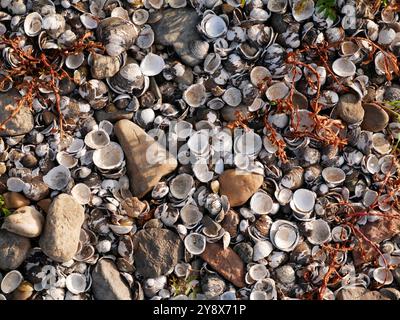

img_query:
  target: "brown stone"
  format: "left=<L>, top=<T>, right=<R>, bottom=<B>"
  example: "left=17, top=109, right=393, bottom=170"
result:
left=361, top=103, right=389, bottom=132
left=121, top=197, right=146, bottom=218
left=358, top=291, right=390, bottom=300
left=353, top=210, right=400, bottom=266
left=219, top=169, right=263, bottom=207
left=37, top=198, right=52, bottom=213
left=200, top=242, right=246, bottom=288
left=221, top=210, right=240, bottom=237
left=114, top=119, right=177, bottom=198
left=3, top=192, right=30, bottom=209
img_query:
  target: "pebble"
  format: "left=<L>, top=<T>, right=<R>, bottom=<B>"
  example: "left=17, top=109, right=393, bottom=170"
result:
left=152, top=8, right=202, bottom=67
left=200, top=242, right=246, bottom=288
left=219, top=169, right=264, bottom=207
left=37, top=198, right=51, bottom=213
left=336, top=286, right=367, bottom=300
left=39, top=193, right=85, bottom=262
left=2, top=206, right=44, bottom=238
left=92, top=259, right=132, bottom=300
left=359, top=291, right=390, bottom=300
left=90, top=53, right=121, bottom=79
left=336, top=93, right=365, bottom=124
left=0, top=229, right=31, bottom=270
left=353, top=210, right=400, bottom=266
left=21, top=154, right=38, bottom=168
left=132, top=227, right=183, bottom=278
left=121, top=197, right=146, bottom=218
left=361, top=103, right=389, bottom=132
left=3, top=192, right=30, bottom=209
left=0, top=90, right=34, bottom=137
left=201, top=274, right=226, bottom=299
left=221, top=210, right=240, bottom=238
left=114, top=119, right=178, bottom=198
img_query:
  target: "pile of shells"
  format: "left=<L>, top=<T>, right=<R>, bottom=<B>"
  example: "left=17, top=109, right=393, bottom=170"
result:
left=0, top=0, right=400, bottom=301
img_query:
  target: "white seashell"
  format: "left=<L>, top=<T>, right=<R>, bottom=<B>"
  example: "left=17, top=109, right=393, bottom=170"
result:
left=332, top=58, right=356, bottom=77
left=373, top=267, right=393, bottom=285
left=291, top=189, right=316, bottom=213
left=222, top=87, right=242, bottom=107
left=65, top=53, right=85, bottom=69
left=248, top=264, right=269, bottom=281
left=169, top=0, right=187, bottom=8
left=43, top=165, right=71, bottom=190
left=84, top=129, right=110, bottom=149
left=250, top=8, right=271, bottom=22
left=184, top=233, right=206, bottom=255
left=363, top=189, right=378, bottom=207
left=56, top=151, right=78, bottom=168
left=250, top=191, right=273, bottom=215
left=202, top=15, right=227, bottom=38
left=174, top=263, right=191, bottom=278
left=65, top=273, right=87, bottom=294
left=378, top=28, right=395, bottom=45
left=80, top=13, right=98, bottom=29
left=372, top=133, right=391, bottom=155
left=24, top=12, right=42, bottom=37
left=159, top=207, right=179, bottom=227
left=203, top=53, right=221, bottom=74
left=183, top=83, right=207, bottom=108
left=6, top=177, right=26, bottom=192
left=132, top=9, right=149, bottom=25
left=253, top=240, right=273, bottom=261
left=304, top=220, right=331, bottom=245
left=67, top=138, right=85, bottom=154
left=266, top=82, right=289, bottom=101
left=235, top=131, right=262, bottom=156
left=93, top=142, right=124, bottom=170
left=136, top=25, right=155, bottom=49
left=250, top=290, right=268, bottom=300
left=170, top=173, right=194, bottom=200
left=180, top=204, right=203, bottom=228
left=267, top=0, right=288, bottom=13
left=292, top=0, right=314, bottom=22
left=109, top=224, right=134, bottom=235
left=1, top=270, right=23, bottom=294
left=140, top=53, right=165, bottom=76
left=270, top=220, right=300, bottom=252
left=187, top=130, right=210, bottom=155
left=331, top=226, right=350, bottom=242
left=111, top=7, right=130, bottom=20
left=250, top=66, right=271, bottom=88
left=321, top=167, right=345, bottom=187
left=71, top=183, right=91, bottom=205
left=222, top=232, right=230, bottom=249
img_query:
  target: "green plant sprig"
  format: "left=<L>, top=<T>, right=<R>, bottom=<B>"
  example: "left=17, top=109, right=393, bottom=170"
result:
left=315, top=0, right=337, bottom=21
left=0, top=194, right=11, bottom=218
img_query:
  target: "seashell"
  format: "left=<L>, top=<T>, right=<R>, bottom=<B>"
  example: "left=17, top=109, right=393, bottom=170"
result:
left=180, top=204, right=203, bottom=228
left=84, top=129, right=110, bottom=150
left=248, top=264, right=269, bottom=281
left=375, top=52, right=396, bottom=77
left=234, top=130, right=262, bottom=156
left=136, top=25, right=155, bottom=49
left=132, top=9, right=149, bottom=26
left=24, top=12, right=42, bottom=37
left=65, top=53, right=85, bottom=69
left=250, top=66, right=271, bottom=87
left=250, top=8, right=271, bottom=22
left=159, top=207, right=179, bottom=227
left=109, top=63, right=144, bottom=94
left=266, top=82, right=289, bottom=101
left=184, top=233, right=206, bottom=255
left=250, top=191, right=273, bottom=215
left=66, top=273, right=87, bottom=295
left=152, top=181, right=169, bottom=199
left=7, top=177, right=26, bottom=192
left=204, top=53, right=221, bottom=74
left=372, top=133, right=391, bottom=155
left=190, top=40, right=210, bottom=60
left=71, top=183, right=91, bottom=205
left=174, top=263, right=191, bottom=278
left=304, top=220, right=331, bottom=245
left=292, top=0, right=314, bottom=22
left=97, top=17, right=138, bottom=57
left=93, top=142, right=124, bottom=170
left=253, top=240, right=273, bottom=261
left=43, top=165, right=71, bottom=190
left=135, top=108, right=155, bottom=128
left=1, top=270, right=23, bottom=294
left=183, top=83, right=207, bottom=108
left=321, top=167, right=345, bottom=187
left=169, top=0, right=187, bottom=8
left=332, top=58, right=356, bottom=77
left=170, top=173, right=194, bottom=200
left=270, top=220, right=300, bottom=252
left=331, top=225, right=351, bottom=242
left=281, top=167, right=304, bottom=190
left=42, top=14, right=65, bottom=39
left=201, top=14, right=227, bottom=38
left=373, top=267, right=393, bottom=285
left=290, top=188, right=316, bottom=216
left=56, top=151, right=78, bottom=168
left=267, top=0, right=288, bottom=13
left=140, top=53, right=165, bottom=77
left=80, top=13, right=98, bottom=29
left=222, top=87, right=242, bottom=107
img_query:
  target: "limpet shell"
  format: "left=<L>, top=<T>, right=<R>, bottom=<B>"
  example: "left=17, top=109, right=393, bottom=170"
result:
left=184, top=232, right=206, bottom=255
left=66, top=273, right=87, bottom=294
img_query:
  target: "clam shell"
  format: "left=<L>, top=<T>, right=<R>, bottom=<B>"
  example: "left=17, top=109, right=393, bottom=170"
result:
left=56, top=151, right=78, bottom=168
left=292, top=0, right=314, bottom=22
left=71, top=183, right=91, bottom=205
left=373, top=267, right=393, bottom=285
left=180, top=204, right=203, bottom=228
left=248, top=264, right=269, bottom=281
left=43, top=165, right=71, bottom=190
left=250, top=191, right=273, bottom=215
left=184, top=233, right=206, bottom=255
left=66, top=273, right=87, bottom=294
left=170, top=173, right=194, bottom=200
left=80, top=13, right=98, bottom=29
left=84, top=129, right=110, bottom=149
left=270, top=220, right=300, bottom=252
left=183, top=83, right=207, bottom=108
left=140, top=53, right=165, bottom=77
left=6, top=177, right=26, bottom=192
left=132, top=9, right=149, bottom=25
left=253, top=241, right=273, bottom=261
left=65, top=53, right=85, bottom=69
left=291, top=189, right=316, bottom=213
left=202, top=14, right=227, bottom=38
left=304, top=220, right=331, bottom=245
left=222, top=87, right=242, bottom=107
left=93, top=142, right=124, bottom=170
left=24, top=12, right=42, bottom=37
left=250, top=66, right=271, bottom=87
left=321, top=167, right=346, bottom=187
left=332, top=58, right=356, bottom=77
left=266, top=82, right=289, bottom=101
left=1, top=270, right=23, bottom=294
